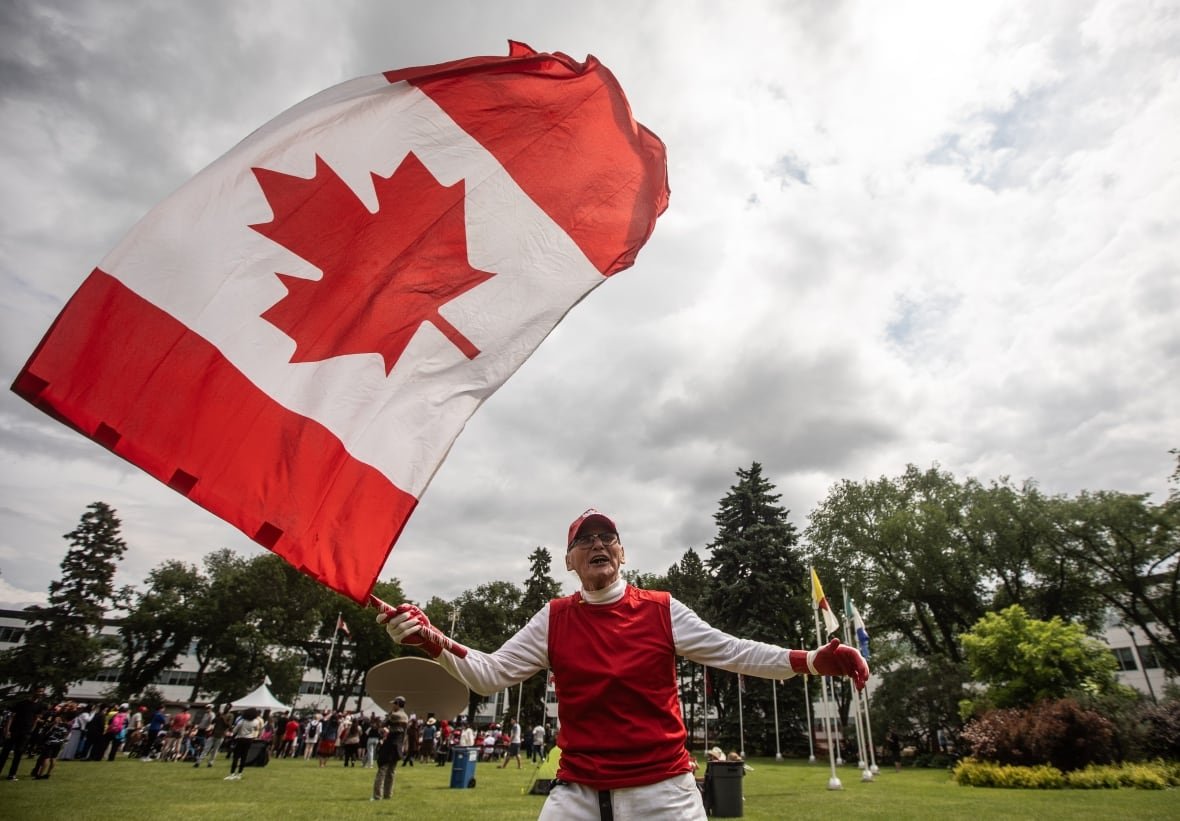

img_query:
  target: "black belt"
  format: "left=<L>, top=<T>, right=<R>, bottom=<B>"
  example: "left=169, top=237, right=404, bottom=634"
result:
left=552, top=779, right=613, bottom=821
left=597, top=789, right=614, bottom=821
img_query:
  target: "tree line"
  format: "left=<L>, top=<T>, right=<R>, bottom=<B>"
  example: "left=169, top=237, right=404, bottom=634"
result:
left=2, top=450, right=1176, bottom=757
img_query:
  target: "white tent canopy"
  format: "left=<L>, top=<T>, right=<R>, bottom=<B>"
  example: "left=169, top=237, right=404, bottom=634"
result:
left=229, top=681, right=290, bottom=713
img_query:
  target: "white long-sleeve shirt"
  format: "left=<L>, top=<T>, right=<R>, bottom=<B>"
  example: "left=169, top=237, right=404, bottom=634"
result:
left=438, top=577, right=797, bottom=695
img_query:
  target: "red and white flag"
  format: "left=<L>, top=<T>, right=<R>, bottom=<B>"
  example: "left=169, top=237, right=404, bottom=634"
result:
left=336, top=614, right=351, bottom=639
left=12, top=42, right=668, bottom=603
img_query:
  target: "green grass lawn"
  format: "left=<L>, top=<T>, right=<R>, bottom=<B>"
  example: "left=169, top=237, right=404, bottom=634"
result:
left=1, top=754, right=1175, bottom=820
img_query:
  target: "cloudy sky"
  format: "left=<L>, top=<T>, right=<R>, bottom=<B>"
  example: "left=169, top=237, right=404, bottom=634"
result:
left=2, top=0, right=1177, bottom=612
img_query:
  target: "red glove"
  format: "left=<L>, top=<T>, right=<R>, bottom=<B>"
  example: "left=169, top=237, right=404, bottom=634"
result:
left=789, top=638, right=870, bottom=691
left=376, top=603, right=468, bottom=659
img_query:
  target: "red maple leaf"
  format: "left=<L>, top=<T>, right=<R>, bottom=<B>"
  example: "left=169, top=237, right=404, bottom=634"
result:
left=250, top=153, right=494, bottom=374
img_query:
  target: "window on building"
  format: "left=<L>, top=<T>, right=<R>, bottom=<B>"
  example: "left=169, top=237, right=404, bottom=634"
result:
left=1137, top=644, right=1160, bottom=670
left=1111, top=647, right=1137, bottom=672
left=0, top=626, right=25, bottom=644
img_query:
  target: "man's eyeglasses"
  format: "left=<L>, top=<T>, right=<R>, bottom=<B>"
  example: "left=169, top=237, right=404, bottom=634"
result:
left=569, top=532, right=619, bottom=550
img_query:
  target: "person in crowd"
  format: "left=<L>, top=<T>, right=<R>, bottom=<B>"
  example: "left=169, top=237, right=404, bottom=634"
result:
left=364, top=715, right=382, bottom=768
left=142, top=705, right=168, bottom=761
left=531, top=721, right=547, bottom=763
left=59, top=704, right=89, bottom=761
left=317, top=711, right=340, bottom=768
left=434, top=719, right=452, bottom=766
left=499, top=717, right=523, bottom=769
left=481, top=726, right=498, bottom=762
left=84, top=703, right=110, bottom=760
left=0, top=686, right=47, bottom=780
left=280, top=713, right=300, bottom=758
left=104, top=703, right=130, bottom=761
left=379, top=508, right=869, bottom=820
left=161, top=704, right=191, bottom=761
left=303, top=713, right=321, bottom=762
left=125, top=705, right=146, bottom=757
left=372, top=698, right=409, bottom=801
left=225, top=707, right=263, bottom=781
left=401, top=717, right=419, bottom=767
left=195, top=705, right=231, bottom=768
left=342, top=713, right=362, bottom=767
left=30, top=709, right=71, bottom=780
left=419, top=715, right=438, bottom=763
left=887, top=729, right=903, bottom=773
left=459, top=721, right=475, bottom=749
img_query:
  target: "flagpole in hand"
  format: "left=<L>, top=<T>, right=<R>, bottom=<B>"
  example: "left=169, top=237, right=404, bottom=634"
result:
left=810, top=566, right=842, bottom=790
left=370, top=594, right=468, bottom=658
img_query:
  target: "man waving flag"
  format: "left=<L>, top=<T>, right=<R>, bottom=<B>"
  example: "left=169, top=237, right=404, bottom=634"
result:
left=12, top=42, right=668, bottom=603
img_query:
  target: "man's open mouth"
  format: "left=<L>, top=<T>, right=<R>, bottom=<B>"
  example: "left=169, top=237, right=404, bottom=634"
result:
left=589, top=555, right=611, bottom=566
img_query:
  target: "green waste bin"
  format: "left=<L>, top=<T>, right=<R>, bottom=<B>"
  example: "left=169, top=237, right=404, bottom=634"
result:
left=706, top=760, right=744, bottom=817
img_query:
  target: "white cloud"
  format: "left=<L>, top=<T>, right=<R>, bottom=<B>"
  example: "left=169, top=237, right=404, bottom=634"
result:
left=1, top=0, right=1176, bottom=607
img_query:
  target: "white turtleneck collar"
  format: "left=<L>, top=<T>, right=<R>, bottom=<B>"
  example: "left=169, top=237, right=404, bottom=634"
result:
left=580, top=576, right=626, bottom=605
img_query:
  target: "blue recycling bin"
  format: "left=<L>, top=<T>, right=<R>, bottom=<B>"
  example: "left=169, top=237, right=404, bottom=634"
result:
left=450, top=746, right=478, bottom=788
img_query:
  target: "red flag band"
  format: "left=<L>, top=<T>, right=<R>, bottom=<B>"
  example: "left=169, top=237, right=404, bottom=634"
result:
left=12, top=42, right=668, bottom=603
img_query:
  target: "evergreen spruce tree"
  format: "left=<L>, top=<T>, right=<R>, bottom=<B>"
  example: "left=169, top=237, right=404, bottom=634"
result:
left=703, top=463, right=811, bottom=756
left=518, top=547, right=563, bottom=728
left=0, top=502, right=127, bottom=698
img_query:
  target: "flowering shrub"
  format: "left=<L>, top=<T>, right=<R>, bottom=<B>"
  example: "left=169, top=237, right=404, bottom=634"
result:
left=960, top=699, right=1114, bottom=771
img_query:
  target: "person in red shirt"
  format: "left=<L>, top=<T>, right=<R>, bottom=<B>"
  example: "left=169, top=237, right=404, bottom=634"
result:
left=162, top=705, right=192, bottom=761
left=279, top=715, right=300, bottom=758
left=379, top=509, right=870, bottom=820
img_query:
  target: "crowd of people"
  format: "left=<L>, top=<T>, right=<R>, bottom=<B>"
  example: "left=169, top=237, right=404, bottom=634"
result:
left=0, top=684, right=552, bottom=786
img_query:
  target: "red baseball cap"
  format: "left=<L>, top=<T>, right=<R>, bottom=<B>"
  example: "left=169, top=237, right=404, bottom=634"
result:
left=567, top=508, right=618, bottom=549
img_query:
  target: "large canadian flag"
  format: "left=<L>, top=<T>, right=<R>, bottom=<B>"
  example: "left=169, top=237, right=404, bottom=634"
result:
left=12, top=42, right=669, bottom=603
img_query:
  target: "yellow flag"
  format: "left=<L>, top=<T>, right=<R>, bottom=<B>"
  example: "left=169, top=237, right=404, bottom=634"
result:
left=810, top=566, right=840, bottom=636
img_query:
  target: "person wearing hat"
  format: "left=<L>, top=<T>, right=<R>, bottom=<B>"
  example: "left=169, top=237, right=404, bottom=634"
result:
left=372, top=698, right=409, bottom=801
left=379, top=508, right=870, bottom=820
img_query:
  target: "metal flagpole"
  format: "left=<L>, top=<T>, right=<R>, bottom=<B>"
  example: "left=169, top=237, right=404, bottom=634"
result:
left=842, top=585, right=872, bottom=781
left=702, top=665, right=709, bottom=755
left=772, top=678, right=782, bottom=761
left=737, top=673, right=746, bottom=759
left=320, top=611, right=341, bottom=701
left=802, top=637, right=816, bottom=764
left=861, top=681, right=880, bottom=774
left=814, top=608, right=842, bottom=790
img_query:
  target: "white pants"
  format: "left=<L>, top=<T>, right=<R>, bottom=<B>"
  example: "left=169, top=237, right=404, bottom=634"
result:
left=538, top=773, right=706, bottom=821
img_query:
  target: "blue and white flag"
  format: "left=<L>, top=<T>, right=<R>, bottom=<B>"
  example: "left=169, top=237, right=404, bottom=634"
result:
left=850, top=602, right=870, bottom=659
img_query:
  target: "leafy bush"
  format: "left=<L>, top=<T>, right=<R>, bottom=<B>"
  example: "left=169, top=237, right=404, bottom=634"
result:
left=1063, top=765, right=1122, bottom=789
left=960, top=699, right=1114, bottom=771
left=955, top=758, right=1178, bottom=790
left=1114, top=763, right=1168, bottom=790
left=952, top=759, right=1064, bottom=788
left=1138, top=699, right=1180, bottom=759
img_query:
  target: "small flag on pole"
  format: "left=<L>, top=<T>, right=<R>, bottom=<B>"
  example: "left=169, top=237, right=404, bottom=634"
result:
left=336, top=614, right=351, bottom=639
left=850, top=601, right=870, bottom=659
left=811, top=566, right=840, bottom=636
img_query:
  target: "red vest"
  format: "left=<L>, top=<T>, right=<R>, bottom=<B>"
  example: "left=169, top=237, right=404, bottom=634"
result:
left=548, top=586, right=692, bottom=789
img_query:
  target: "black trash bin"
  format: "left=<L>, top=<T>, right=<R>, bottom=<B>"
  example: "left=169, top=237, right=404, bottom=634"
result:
left=244, top=739, right=270, bottom=767
left=706, top=760, right=744, bottom=817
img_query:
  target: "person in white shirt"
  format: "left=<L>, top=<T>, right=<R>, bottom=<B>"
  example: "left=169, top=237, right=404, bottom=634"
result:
left=224, top=708, right=263, bottom=781
left=379, top=508, right=870, bottom=820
